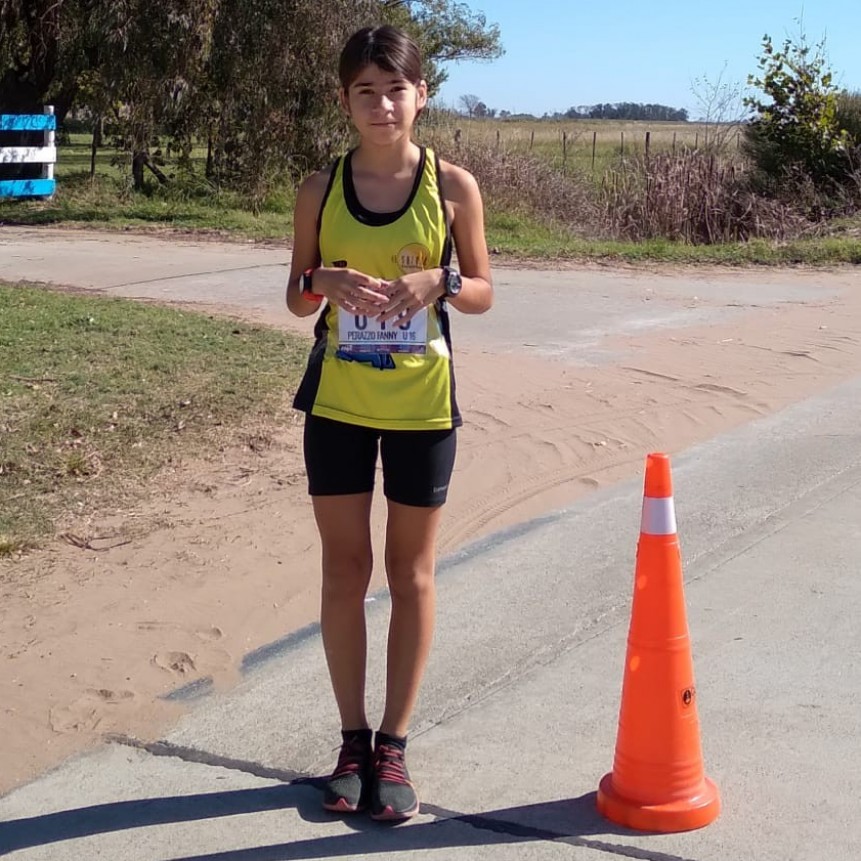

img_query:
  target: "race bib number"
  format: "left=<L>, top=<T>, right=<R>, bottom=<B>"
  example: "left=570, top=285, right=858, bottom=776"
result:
left=338, top=308, right=428, bottom=355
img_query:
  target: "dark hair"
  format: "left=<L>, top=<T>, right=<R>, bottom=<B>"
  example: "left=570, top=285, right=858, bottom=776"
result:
left=339, top=26, right=423, bottom=89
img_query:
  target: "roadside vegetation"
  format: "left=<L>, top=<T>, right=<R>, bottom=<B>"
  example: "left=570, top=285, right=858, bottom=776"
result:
left=2, top=6, right=859, bottom=264
left=0, top=283, right=306, bottom=556
left=3, top=112, right=860, bottom=264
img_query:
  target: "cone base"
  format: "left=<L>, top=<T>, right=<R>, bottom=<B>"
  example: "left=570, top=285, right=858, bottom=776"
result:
left=597, top=773, right=720, bottom=833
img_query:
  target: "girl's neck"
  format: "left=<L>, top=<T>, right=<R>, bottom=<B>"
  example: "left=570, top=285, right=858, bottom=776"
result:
left=352, top=138, right=421, bottom=175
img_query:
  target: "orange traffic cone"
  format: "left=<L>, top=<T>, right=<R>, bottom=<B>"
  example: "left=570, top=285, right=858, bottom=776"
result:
left=597, top=452, right=720, bottom=832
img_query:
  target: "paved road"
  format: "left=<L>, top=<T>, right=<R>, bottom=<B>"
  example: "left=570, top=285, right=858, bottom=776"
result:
left=1, top=229, right=859, bottom=859
left=0, top=227, right=848, bottom=362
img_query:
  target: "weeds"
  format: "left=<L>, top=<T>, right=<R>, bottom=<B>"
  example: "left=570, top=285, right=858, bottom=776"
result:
left=600, top=150, right=811, bottom=243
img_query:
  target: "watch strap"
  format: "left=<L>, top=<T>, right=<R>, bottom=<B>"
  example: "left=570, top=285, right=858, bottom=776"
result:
left=301, top=268, right=323, bottom=303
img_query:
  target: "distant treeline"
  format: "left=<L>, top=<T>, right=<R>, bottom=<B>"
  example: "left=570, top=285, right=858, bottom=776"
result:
left=497, top=103, right=689, bottom=122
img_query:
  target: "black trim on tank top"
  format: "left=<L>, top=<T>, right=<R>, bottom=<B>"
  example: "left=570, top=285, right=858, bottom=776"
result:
left=433, top=150, right=453, bottom=267
left=316, top=158, right=341, bottom=238
left=432, top=151, right=458, bottom=424
left=343, top=147, right=427, bottom=226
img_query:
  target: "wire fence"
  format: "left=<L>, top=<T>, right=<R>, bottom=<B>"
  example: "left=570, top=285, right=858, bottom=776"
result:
left=419, top=116, right=744, bottom=175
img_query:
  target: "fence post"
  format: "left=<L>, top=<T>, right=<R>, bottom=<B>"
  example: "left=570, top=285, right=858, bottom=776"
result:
left=43, top=106, right=55, bottom=186
left=645, top=130, right=650, bottom=160
left=592, top=131, right=597, bottom=173
left=562, top=131, right=567, bottom=168
left=530, top=129, right=535, bottom=150
left=620, top=131, right=625, bottom=158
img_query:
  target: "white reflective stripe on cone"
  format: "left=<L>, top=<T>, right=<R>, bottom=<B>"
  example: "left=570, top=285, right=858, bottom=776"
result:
left=641, top=496, right=677, bottom=535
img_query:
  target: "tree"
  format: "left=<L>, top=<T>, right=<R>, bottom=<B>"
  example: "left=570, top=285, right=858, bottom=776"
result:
left=690, top=64, right=746, bottom=150
left=381, top=0, right=502, bottom=93
left=0, top=0, right=74, bottom=116
left=82, top=0, right=218, bottom=189
left=743, top=32, right=850, bottom=191
left=205, top=0, right=381, bottom=199
left=458, top=93, right=482, bottom=117
left=0, top=0, right=503, bottom=195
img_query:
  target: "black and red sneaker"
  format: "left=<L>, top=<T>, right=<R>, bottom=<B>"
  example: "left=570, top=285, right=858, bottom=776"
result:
left=370, top=732, right=420, bottom=821
left=322, top=728, right=373, bottom=813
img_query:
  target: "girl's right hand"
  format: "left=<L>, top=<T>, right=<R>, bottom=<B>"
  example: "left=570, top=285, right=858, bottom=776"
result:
left=314, top=268, right=389, bottom=315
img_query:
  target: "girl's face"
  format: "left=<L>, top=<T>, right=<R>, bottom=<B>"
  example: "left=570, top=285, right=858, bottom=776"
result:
left=341, top=63, right=428, bottom=144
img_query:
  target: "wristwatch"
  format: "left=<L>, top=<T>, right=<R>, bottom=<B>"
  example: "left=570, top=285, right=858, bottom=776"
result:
left=442, top=266, right=462, bottom=299
left=300, top=268, right=322, bottom=303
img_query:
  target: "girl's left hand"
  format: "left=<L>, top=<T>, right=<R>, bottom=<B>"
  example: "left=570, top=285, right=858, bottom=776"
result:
left=374, top=270, right=445, bottom=326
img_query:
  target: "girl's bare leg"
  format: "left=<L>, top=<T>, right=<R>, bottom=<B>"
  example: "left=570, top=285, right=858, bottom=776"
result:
left=313, top=492, right=374, bottom=731
left=378, top=500, right=443, bottom=737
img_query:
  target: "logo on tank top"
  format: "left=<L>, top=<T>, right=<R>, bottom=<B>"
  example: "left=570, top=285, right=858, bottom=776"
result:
left=395, top=243, right=431, bottom=274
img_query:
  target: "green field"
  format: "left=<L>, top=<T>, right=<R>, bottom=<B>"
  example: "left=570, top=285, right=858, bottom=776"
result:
left=421, top=116, right=735, bottom=176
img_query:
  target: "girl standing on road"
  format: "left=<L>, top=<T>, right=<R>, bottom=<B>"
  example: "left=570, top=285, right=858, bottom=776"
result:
left=286, top=25, right=493, bottom=821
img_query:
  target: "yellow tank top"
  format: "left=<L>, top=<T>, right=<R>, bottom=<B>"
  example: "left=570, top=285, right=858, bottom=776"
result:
left=293, top=147, right=461, bottom=430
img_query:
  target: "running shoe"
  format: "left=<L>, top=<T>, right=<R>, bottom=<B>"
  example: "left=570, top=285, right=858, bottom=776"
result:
left=370, top=734, right=420, bottom=821
left=322, top=728, right=373, bottom=813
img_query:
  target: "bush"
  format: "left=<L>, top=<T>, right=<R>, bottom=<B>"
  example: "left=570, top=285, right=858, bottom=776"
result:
left=743, top=34, right=853, bottom=200
left=600, top=150, right=810, bottom=243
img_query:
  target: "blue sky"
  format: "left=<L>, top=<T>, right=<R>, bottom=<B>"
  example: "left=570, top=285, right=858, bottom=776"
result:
left=435, top=1, right=861, bottom=119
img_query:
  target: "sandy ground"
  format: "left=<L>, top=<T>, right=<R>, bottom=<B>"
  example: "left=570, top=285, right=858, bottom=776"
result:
left=2, top=250, right=861, bottom=797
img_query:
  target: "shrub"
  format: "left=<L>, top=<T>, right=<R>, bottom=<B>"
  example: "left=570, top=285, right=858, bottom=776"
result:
left=600, top=150, right=810, bottom=243
left=743, top=34, right=852, bottom=200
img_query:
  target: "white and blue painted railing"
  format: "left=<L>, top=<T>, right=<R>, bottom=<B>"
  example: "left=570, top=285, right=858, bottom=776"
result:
left=0, top=106, right=56, bottom=198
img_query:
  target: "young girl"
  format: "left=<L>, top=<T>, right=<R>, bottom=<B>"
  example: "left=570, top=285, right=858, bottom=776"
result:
left=286, top=24, right=493, bottom=822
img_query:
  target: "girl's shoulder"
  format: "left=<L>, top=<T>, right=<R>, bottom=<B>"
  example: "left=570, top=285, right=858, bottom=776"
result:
left=299, top=159, right=339, bottom=195
left=436, top=156, right=481, bottom=204
left=295, top=158, right=343, bottom=214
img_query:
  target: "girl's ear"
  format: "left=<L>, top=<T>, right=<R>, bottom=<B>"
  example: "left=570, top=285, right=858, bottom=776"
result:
left=416, top=80, right=428, bottom=111
left=338, top=88, right=351, bottom=116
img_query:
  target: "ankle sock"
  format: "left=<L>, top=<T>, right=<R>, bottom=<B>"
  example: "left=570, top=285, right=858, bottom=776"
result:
left=375, top=730, right=407, bottom=750
left=342, top=728, right=373, bottom=746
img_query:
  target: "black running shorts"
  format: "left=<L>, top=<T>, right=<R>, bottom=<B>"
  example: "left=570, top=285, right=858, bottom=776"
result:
left=303, top=414, right=457, bottom=507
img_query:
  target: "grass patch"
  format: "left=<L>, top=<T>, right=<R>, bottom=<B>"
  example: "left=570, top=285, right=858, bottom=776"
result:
left=0, top=282, right=307, bottom=555
left=0, top=171, right=293, bottom=241
left=485, top=209, right=861, bottom=264
left=0, top=135, right=293, bottom=239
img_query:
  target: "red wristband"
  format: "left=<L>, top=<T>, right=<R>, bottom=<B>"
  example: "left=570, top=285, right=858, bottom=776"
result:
left=301, top=268, right=323, bottom=303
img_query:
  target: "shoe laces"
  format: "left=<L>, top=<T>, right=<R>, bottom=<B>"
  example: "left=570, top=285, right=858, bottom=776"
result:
left=333, top=736, right=369, bottom=778
left=374, top=742, right=408, bottom=784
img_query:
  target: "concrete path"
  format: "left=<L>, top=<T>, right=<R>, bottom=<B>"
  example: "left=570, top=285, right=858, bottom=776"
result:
left=0, top=227, right=849, bottom=360
left=1, top=228, right=859, bottom=859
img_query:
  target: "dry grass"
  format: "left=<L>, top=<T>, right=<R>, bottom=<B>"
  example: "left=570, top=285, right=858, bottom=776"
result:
left=419, top=111, right=861, bottom=248
left=600, top=150, right=812, bottom=243
left=420, top=114, right=739, bottom=176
